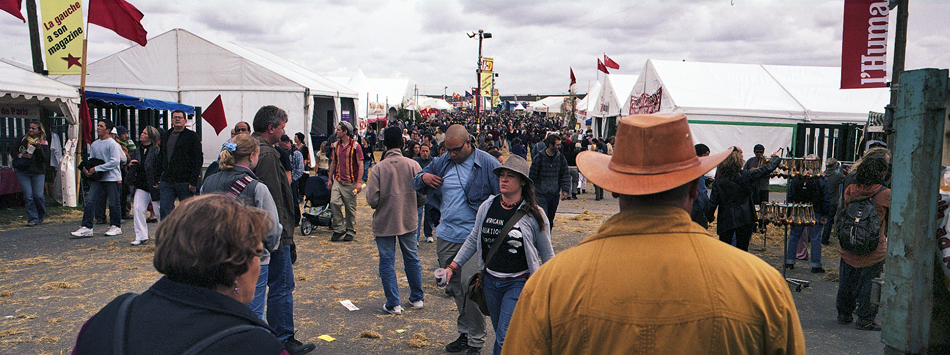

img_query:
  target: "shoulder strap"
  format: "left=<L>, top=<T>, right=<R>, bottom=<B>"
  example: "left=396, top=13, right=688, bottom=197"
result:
left=113, top=293, right=139, bottom=355
left=870, top=185, right=887, bottom=198
left=483, top=208, right=527, bottom=267
left=180, top=324, right=266, bottom=355
left=227, top=176, right=255, bottom=199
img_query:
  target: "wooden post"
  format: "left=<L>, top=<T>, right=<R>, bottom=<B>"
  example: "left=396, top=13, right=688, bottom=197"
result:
left=882, top=68, right=949, bottom=354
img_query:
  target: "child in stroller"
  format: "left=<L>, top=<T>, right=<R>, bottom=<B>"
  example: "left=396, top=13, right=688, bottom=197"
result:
left=300, top=170, right=332, bottom=235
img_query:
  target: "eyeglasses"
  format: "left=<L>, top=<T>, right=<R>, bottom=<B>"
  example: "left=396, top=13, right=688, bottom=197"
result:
left=446, top=142, right=467, bottom=154
left=235, top=128, right=249, bottom=132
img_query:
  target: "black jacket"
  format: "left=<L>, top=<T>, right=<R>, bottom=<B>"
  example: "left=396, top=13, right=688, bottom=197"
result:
left=157, top=128, right=203, bottom=186
left=9, top=136, right=50, bottom=175
left=72, top=277, right=283, bottom=355
left=131, top=143, right=161, bottom=192
left=710, top=156, right=781, bottom=234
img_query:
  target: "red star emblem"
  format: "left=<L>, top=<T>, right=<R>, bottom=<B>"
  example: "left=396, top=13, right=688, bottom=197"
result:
left=62, top=53, right=82, bottom=69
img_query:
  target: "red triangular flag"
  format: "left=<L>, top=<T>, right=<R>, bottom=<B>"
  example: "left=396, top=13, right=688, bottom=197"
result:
left=80, top=90, right=93, bottom=145
left=570, top=67, right=577, bottom=86
left=0, top=0, right=24, bottom=22
left=203, top=95, right=228, bottom=135
left=88, top=0, right=148, bottom=47
left=597, top=58, right=610, bottom=74
left=604, top=54, right=620, bottom=70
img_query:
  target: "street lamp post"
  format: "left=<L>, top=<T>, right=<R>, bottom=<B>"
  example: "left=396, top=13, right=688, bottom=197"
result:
left=469, top=29, right=491, bottom=116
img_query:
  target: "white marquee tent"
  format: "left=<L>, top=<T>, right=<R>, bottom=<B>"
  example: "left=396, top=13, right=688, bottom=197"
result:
left=626, top=59, right=889, bottom=160
left=591, top=74, right=638, bottom=137
left=329, top=69, right=412, bottom=130
left=56, top=28, right=359, bottom=166
left=1, top=61, right=80, bottom=206
left=574, top=80, right=601, bottom=130
left=527, top=96, right=567, bottom=114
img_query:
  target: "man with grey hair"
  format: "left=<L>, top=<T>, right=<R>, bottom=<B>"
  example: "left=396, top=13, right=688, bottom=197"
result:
left=251, top=105, right=314, bottom=355
left=504, top=113, right=803, bottom=354
left=414, top=124, right=501, bottom=354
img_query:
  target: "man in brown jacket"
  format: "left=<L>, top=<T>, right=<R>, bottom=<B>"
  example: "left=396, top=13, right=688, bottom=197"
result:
left=250, top=106, right=314, bottom=355
left=503, top=113, right=805, bottom=355
left=365, top=126, right=426, bottom=315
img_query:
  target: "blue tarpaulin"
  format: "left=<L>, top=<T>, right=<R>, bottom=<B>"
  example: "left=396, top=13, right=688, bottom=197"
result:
left=85, top=90, right=195, bottom=114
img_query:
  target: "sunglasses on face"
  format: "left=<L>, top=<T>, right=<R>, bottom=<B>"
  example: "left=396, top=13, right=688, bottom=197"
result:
left=446, top=142, right=467, bottom=154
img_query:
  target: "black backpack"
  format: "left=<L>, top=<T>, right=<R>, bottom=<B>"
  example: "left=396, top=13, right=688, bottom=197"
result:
left=835, top=186, right=887, bottom=255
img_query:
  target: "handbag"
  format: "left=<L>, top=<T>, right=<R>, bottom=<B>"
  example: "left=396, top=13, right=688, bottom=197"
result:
left=466, top=208, right=526, bottom=316
left=12, top=156, right=32, bottom=170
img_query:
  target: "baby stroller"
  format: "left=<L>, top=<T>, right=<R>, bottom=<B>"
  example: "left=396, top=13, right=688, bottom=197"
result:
left=300, top=173, right=332, bottom=236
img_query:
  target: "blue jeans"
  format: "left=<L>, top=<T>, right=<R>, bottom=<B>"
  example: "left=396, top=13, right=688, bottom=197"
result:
left=836, top=258, right=883, bottom=322
left=362, top=160, right=374, bottom=182
left=483, top=273, right=526, bottom=355
left=82, top=181, right=121, bottom=228
left=423, top=205, right=439, bottom=238
left=786, top=216, right=823, bottom=268
left=248, top=263, right=269, bottom=319
left=15, top=172, right=45, bottom=223
left=267, top=245, right=296, bottom=342
left=415, top=206, right=424, bottom=240
left=536, top=193, right=560, bottom=229
left=375, top=232, right=424, bottom=309
left=159, top=181, right=194, bottom=219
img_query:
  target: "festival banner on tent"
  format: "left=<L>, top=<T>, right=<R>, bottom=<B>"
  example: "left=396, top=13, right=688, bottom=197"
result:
left=0, top=104, right=41, bottom=119
left=629, top=87, right=663, bottom=115
left=840, top=0, right=888, bottom=89
left=41, top=0, right=85, bottom=75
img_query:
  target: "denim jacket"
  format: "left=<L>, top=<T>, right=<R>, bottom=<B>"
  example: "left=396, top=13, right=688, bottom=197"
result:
left=413, top=149, right=501, bottom=212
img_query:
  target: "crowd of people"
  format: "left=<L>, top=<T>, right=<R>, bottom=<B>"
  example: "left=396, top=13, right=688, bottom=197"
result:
left=9, top=106, right=903, bottom=354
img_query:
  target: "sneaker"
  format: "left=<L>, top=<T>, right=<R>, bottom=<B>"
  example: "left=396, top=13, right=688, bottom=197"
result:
left=70, top=227, right=93, bottom=238
left=837, top=314, right=853, bottom=325
left=26, top=221, right=37, bottom=227
left=384, top=304, right=403, bottom=315
left=105, top=226, right=122, bottom=236
left=467, top=347, right=482, bottom=355
left=130, top=239, right=148, bottom=246
left=282, top=336, right=315, bottom=355
left=410, top=300, right=424, bottom=309
left=426, top=237, right=434, bottom=243
left=446, top=333, right=469, bottom=353
left=146, top=217, right=158, bottom=224
left=342, top=234, right=354, bottom=242
left=855, top=320, right=881, bottom=331
left=811, top=267, right=826, bottom=274
left=330, top=231, right=345, bottom=242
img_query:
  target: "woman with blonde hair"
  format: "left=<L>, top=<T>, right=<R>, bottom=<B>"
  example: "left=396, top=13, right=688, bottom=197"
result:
left=709, top=147, right=780, bottom=251
left=201, top=133, right=282, bottom=319
left=9, top=121, right=49, bottom=226
left=130, top=126, right=161, bottom=245
left=72, top=194, right=285, bottom=354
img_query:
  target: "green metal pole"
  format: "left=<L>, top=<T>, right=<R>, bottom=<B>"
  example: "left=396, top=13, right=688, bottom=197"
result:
left=881, top=68, right=949, bottom=354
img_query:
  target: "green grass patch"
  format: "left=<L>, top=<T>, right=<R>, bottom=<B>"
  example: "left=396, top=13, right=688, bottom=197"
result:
left=769, top=184, right=787, bottom=193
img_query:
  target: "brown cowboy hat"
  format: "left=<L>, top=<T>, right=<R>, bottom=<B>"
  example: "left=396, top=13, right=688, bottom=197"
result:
left=577, top=113, right=731, bottom=196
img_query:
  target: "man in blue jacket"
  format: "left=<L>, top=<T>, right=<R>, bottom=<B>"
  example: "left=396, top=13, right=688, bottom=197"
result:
left=414, top=124, right=500, bottom=354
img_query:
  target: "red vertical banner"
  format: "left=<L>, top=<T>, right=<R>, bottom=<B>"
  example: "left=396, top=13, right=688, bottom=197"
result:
left=841, top=0, right=889, bottom=89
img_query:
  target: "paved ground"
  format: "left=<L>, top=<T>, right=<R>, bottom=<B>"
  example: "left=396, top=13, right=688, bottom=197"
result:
left=0, top=190, right=884, bottom=354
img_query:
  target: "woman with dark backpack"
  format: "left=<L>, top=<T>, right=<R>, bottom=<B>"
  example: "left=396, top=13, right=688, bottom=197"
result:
left=836, top=156, right=890, bottom=331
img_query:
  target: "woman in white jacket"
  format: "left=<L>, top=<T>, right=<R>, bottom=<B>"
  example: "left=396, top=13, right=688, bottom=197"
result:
left=438, top=155, right=555, bottom=355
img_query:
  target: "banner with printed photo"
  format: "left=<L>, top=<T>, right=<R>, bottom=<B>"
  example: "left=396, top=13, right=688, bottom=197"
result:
left=480, top=57, right=493, bottom=97
left=41, top=0, right=85, bottom=75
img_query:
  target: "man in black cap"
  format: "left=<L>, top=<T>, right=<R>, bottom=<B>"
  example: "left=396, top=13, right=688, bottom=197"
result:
left=744, top=143, right=770, bottom=230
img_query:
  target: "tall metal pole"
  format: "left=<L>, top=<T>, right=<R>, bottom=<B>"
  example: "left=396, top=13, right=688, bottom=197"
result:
left=25, top=0, right=44, bottom=74
left=884, top=0, right=908, bottom=148
left=476, top=29, right=484, bottom=117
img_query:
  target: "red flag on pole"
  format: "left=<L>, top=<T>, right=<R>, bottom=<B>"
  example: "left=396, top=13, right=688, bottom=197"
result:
left=570, top=67, right=576, bottom=86
left=88, top=0, right=148, bottom=47
left=0, top=0, right=24, bottom=22
left=80, top=90, right=93, bottom=145
left=840, top=0, right=888, bottom=89
left=202, top=95, right=228, bottom=135
left=597, top=58, right=610, bottom=74
left=604, top=54, right=620, bottom=70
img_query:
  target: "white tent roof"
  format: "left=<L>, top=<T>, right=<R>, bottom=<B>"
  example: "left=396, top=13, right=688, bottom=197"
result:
left=528, top=96, right=567, bottom=113
left=329, top=69, right=411, bottom=119
left=1, top=60, right=79, bottom=110
left=575, top=81, right=601, bottom=114
left=418, top=97, right=454, bottom=111
left=593, top=74, right=637, bottom=117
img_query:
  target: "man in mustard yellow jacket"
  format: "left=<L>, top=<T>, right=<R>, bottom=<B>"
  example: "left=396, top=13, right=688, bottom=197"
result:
left=503, top=113, right=805, bottom=355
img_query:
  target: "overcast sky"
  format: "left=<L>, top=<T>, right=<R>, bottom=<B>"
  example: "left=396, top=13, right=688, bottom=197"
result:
left=2, top=0, right=947, bottom=97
